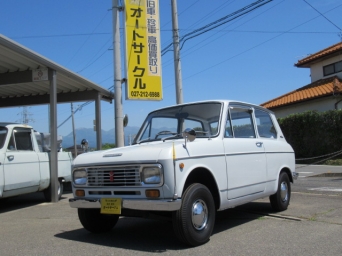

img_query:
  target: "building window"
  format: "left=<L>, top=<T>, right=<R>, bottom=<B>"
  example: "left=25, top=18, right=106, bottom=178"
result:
left=323, top=60, right=342, bottom=76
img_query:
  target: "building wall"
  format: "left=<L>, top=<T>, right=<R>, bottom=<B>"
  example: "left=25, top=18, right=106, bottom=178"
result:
left=270, top=96, right=342, bottom=118
left=310, top=55, right=342, bottom=82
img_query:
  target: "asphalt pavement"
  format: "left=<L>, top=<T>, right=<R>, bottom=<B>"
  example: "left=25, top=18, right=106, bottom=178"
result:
left=0, top=166, right=341, bottom=256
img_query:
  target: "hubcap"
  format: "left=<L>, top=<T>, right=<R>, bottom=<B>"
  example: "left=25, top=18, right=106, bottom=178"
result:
left=57, top=182, right=61, bottom=196
left=192, top=199, right=208, bottom=230
left=280, top=181, right=288, bottom=202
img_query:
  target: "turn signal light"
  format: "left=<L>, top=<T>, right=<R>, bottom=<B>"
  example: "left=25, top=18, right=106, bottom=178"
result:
left=75, top=190, right=85, bottom=197
left=145, top=189, right=160, bottom=198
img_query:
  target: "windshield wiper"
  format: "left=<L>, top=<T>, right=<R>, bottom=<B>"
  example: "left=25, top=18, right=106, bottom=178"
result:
left=137, top=137, right=152, bottom=144
left=162, top=134, right=182, bottom=142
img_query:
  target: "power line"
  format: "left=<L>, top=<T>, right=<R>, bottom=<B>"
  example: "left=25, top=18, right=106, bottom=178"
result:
left=302, top=0, right=342, bottom=31
left=161, top=0, right=272, bottom=55
left=178, top=2, right=342, bottom=87
left=161, top=0, right=238, bottom=50
left=57, top=101, right=91, bottom=129
left=67, top=11, right=110, bottom=65
left=76, top=39, right=112, bottom=73
left=11, top=33, right=110, bottom=39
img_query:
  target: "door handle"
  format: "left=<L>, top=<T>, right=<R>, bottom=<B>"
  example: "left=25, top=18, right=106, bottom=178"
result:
left=256, top=142, right=263, bottom=147
left=7, top=155, right=14, bottom=161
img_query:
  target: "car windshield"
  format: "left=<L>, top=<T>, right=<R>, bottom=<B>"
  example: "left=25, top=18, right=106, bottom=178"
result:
left=0, top=127, right=8, bottom=149
left=133, top=102, right=222, bottom=144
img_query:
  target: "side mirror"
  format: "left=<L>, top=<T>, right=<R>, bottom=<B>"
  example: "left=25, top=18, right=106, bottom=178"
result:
left=123, top=114, right=129, bottom=127
left=182, top=128, right=196, bottom=142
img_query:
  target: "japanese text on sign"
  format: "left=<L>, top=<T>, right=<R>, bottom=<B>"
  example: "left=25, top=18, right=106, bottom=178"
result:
left=125, top=0, right=162, bottom=100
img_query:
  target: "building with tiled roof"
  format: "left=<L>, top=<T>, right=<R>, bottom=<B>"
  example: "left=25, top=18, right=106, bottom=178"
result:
left=261, top=42, right=342, bottom=118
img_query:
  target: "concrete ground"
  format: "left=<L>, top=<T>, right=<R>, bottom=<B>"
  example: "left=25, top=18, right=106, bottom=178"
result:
left=0, top=167, right=341, bottom=256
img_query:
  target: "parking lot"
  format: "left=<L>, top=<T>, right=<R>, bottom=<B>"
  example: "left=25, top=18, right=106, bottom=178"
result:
left=0, top=166, right=341, bottom=256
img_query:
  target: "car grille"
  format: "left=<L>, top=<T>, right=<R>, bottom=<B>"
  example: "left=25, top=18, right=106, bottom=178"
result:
left=87, top=166, right=141, bottom=187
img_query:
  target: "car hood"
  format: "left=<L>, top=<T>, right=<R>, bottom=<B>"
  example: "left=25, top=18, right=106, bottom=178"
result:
left=73, top=141, right=180, bottom=167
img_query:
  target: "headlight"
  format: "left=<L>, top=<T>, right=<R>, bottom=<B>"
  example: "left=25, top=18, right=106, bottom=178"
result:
left=142, top=166, right=162, bottom=184
left=73, top=169, right=87, bottom=185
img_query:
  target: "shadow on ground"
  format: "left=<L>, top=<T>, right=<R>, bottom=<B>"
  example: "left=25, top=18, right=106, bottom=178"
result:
left=55, top=202, right=275, bottom=251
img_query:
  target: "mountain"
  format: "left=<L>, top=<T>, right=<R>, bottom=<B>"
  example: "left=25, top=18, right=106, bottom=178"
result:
left=61, top=126, right=140, bottom=148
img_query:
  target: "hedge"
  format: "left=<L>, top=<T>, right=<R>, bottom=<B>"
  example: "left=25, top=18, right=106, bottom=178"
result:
left=277, top=110, right=342, bottom=160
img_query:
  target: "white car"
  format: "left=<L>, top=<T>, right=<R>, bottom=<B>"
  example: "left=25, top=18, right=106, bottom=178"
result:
left=69, top=100, right=297, bottom=246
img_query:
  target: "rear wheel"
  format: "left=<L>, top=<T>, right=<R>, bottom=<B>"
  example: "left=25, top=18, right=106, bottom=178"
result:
left=78, top=208, right=119, bottom=233
left=269, top=172, right=291, bottom=211
left=173, top=183, right=215, bottom=246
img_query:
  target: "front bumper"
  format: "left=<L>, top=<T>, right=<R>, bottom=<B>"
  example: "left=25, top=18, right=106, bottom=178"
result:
left=69, top=197, right=181, bottom=211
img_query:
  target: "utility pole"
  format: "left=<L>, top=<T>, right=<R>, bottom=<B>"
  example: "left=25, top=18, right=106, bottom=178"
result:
left=171, top=0, right=183, bottom=104
left=112, top=0, right=124, bottom=148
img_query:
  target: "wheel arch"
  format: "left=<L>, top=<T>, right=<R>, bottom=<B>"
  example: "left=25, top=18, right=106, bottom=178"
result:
left=182, top=167, right=220, bottom=210
left=280, top=167, right=293, bottom=183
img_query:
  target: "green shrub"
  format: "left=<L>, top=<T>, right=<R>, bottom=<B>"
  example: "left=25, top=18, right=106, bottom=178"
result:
left=278, top=110, right=342, bottom=160
left=324, top=159, right=342, bottom=165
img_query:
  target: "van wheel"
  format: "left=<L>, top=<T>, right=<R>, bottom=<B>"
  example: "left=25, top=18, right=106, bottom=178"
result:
left=44, top=179, right=63, bottom=202
left=78, top=208, right=119, bottom=233
left=270, top=172, right=291, bottom=211
left=172, top=183, right=215, bottom=246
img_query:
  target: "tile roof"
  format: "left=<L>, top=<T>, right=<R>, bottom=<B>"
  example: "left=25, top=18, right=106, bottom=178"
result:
left=260, top=76, right=342, bottom=109
left=295, top=42, right=342, bottom=67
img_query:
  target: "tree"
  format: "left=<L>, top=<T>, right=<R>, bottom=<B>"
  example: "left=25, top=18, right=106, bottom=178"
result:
left=102, top=143, right=116, bottom=149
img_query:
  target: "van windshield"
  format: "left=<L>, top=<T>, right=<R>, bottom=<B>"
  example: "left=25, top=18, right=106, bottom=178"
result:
left=133, top=102, right=222, bottom=144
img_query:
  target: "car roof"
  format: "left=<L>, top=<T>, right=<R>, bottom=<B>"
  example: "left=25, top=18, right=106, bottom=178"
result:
left=0, top=122, right=32, bottom=128
left=148, top=100, right=274, bottom=114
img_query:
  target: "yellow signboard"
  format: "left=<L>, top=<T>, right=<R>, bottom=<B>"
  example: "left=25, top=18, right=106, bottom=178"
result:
left=125, top=0, right=163, bottom=100
left=100, top=198, right=122, bottom=214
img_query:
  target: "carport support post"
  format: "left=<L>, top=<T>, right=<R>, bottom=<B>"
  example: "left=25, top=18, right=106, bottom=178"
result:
left=49, top=69, right=58, bottom=202
left=95, top=93, right=102, bottom=150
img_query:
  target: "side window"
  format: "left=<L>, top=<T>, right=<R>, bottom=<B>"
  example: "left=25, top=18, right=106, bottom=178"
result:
left=230, top=107, right=256, bottom=138
left=255, top=109, right=277, bottom=139
left=0, top=127, right=7, bottom=149
left=14, top=128, right=33, bottom=151
left=7, top=134, right=15, bottom=150
left=184, top=119, right=205, bottom=136
left=209, top=121, right=219, bottom=136
left=225, top=117, right=233, bottom=138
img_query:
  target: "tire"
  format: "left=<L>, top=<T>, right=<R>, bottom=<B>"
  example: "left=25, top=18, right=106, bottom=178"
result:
left=44, top=179, right=63, bottom=202
left=269, top=172, right=291, bottom=211
left=172, top=183, right=216, bottom=246
left=78, top=208, right=119, bottom=233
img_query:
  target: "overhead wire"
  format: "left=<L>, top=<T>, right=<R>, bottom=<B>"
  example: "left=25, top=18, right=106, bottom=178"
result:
left=176, top=0, right=285, bottom=64
left=177, top=2, right=342, bottom=86
left=161, top=0, right=237, bottom=50
left=302, top=0, right=341, bottom=31
left=178, top=0, right=272, bottom=51
left=161, top=0, right=272, bottom=56
left=66, top=11, right=110, bottom=66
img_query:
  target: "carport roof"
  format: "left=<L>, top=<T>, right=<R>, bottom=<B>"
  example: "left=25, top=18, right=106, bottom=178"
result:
left=0, top=34, right=113, bottom=107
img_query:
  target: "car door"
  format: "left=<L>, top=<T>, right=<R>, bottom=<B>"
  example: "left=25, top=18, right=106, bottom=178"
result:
left=224, top=105, right=267, bottom=201
left=3, top=127, right=40, bottom=191
left=254, top=108, right=284, bottom=188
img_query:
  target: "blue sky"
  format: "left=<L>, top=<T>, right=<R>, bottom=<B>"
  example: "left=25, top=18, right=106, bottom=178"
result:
left=1, top=0, right=342, bottom=137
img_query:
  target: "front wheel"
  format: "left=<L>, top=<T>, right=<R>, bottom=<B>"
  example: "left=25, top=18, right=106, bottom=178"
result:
left=269, top=172, right=291, bottom=211
left=172, top=183, right=216, bottom=246
left=78, top=208, right=119, bottom=233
